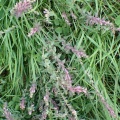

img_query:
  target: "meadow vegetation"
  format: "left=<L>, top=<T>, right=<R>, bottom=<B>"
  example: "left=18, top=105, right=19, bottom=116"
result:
left=0, top=0, right=120, bottom=120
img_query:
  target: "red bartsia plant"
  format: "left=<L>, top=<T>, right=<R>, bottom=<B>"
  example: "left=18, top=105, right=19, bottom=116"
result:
left=86, top=15, right=116, bottom=33
left=41, top=92, right=50, bottom=120
left=43, top=8, right=52, bottom=24
left=62, top=41, right=88, bottom=58
left=28, top=23, right=40, bottom=37
left=57, top=59, right=72, bottom=89
left=12, top=0, right=36, bottom=17
left=85, top=14, right=120, bottom=33
left=87, top=15, right=114, bottom=27
left=3, top=103, right=14, bottom=120
left=84, top=70, right=117, bottom=118
left=43, top=8, right=56, bottom=24
left=57, top=59, right=87, bottom=94
left=29, top=83, right=37, bottom=98
left=97, top=91, right=117, bottom=118
left=62, top=12, right=71, bottom=26
left=44, top=92, right=49, bottom=106
left=69, top=86, right=87, bottom=94
left=28, top=104, right=34, bottom=115
left=20, top=97, right=26, bottom=110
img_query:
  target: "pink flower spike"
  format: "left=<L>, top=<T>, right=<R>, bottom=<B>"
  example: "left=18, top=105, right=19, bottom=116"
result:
left=64, top=68, right=72, bottom=88
left=87, top=15, right=114, bottom=28
left=43, top=8, right=52, bottom=24
left=71, top=48, right=88, bottom=58
left=3, top=102, right=14, bottom=120
left=70, top=86, right=87, bottom=94
left=64, top=43, right=88, bottom=58
left=28, top=104, right=34, bottom=115
left=20, top=97, right=25, bottom=110
left=28, top=24, right=40, bottom=37
left=62, top=12, right=71, bottom=26
left=57, top=59, right=72, bottom=89
left=44, top=92, right=49, bottom=106
left=29, top=83, right=37, bottom=98
left=44, top=94, right=49, bottom=102
left=44, top=8, right=50, bottom=16
left=71, top=12, right=77, bottom=20
left=98, top=93, right=116, bottom=118
left=12, top=0, right=35, bottom=18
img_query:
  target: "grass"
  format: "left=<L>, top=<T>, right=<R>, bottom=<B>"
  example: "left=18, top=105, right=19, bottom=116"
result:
left=0, top=0, right=120, bottom=120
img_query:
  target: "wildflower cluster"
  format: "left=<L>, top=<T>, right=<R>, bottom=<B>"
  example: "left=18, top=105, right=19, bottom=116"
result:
left=12, top=0, right=35, bottom=17
left=87, top=15, right=114, bottom=27
left=86, top=14, right=120, bottom=33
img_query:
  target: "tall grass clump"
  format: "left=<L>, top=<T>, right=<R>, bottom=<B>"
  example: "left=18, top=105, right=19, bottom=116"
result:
left=0, top=0, right=119, bottom=120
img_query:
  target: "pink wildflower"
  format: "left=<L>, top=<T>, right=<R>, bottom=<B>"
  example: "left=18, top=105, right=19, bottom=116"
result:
left=28, top=104, right=34, bottom=115
left=70, top=47, right=88, bottom=58
left=84, top=69, right=117, bottom=118
left=57, top=60, right=72, bottom=89
left=71, top=109, right=77, bottom=117
left=87, top=15, right=114, bottom=28
left=62, top=42, right=88, bottom=58
left=115, top=28, right=120, bottom=32
left=69, top=117, right=76, bottom=120
left=69, top=86, right=87, bottom=94
left=64, top=68, right=72, bottom=87
left=28, top=24, right=40, bottom=37
left=29, top=83, right=37, bottom=98
left=44, top=94, right=49, bottom=102
left=20, top=97, right=25, bottom=110
left=12, top=0, right=35, bottom=17
left=44, top=92, right=49, bottom=106
left=57, top=59, right=87, bottom=95
left=62, top=12, right=71, bottom=26
left=98, top=93, right=117, bottom=118
left=43, top=8, right=52, bottom=24
left=51, top=99, right=59, bottom=111
left=3, top=103, right=14, bottom=120
left=41, top=110, right=47, bottom=120
left=71, top=12, right=77, bottom=20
